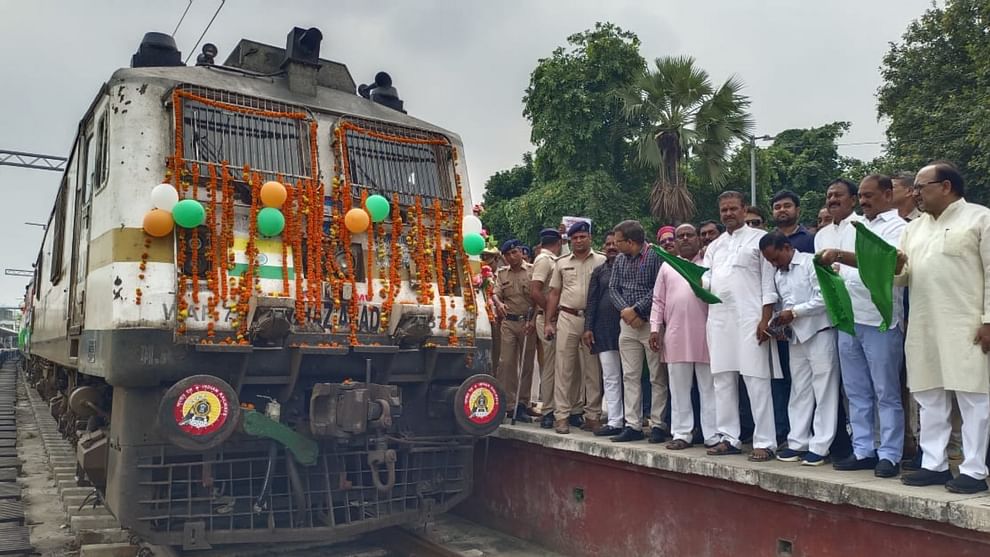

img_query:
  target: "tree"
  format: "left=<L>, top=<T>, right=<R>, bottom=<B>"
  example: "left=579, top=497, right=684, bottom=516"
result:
left=878, top=0, right=990, bottom=205
left=523, top=22, right=645, bottom=182
left=621, top=56, right=753, bottom=222
left=717, top=122, right=875, bottom=223
left=496, top=171, right=653, bottom=244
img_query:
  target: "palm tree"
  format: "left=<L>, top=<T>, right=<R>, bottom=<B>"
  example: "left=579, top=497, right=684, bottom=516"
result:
left=621, top=56, right=753, bottom=222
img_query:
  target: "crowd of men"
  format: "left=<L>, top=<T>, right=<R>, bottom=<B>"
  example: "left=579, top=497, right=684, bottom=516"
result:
left=485, top=160, right=990, bottom=495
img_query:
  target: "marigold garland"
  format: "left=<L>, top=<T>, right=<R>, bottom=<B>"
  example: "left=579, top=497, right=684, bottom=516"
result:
left=432, top=199, right=446, bottom=296
left=189, top=163, right=201, bottom=306
left=291, top=180, right=306, bottom=324
left=362, top=189, right=375, bottom=296
left=205, top=163, right=219, bottom=334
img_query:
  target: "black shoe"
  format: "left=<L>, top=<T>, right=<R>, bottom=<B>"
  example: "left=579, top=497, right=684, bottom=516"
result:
left=945, top=474, right=989, bottom=494
left=540, top=413, right=554, bottom=429
left=901, top=468, right=953, bottom=487
left=510, top=412, right=532, bottom=423
left=568, top=414, right=585, bottom=429
left=593, top=424, right=623, bottom=437
left=902, top=452, right=923, bottom=471
left=874, top=459, right=900, bottom=478
left=610, top=427, right=645, bottom=443
left=647, top=426, right=671, bottom=444
left=512, top=405, right=532, bottom=423
left=832, top=455, right=879, bottom=471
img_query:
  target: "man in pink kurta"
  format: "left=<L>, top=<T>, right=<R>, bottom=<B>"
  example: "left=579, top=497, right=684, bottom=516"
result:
left=649, top=224, right=717, bottom=449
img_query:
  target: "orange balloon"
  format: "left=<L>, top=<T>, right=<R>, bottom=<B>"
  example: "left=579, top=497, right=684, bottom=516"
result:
left=344, top=208, right=370, bottom=233
left=260, top=181, right=287, bottom=208
left=143, top=209, right=174, bottom=237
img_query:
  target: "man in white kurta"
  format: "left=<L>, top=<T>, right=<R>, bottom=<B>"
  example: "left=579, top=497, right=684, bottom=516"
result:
left=703, top=192, right=779, bottom=460
left=897, top=162, right=990, bottom=494
left=760, top=232, right=839, bottom=466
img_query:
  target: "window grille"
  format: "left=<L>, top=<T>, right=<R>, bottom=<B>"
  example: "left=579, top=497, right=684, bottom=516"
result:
left=177, top=87, right=314, bottom=182
left=339, top=118, right=454, bottom=205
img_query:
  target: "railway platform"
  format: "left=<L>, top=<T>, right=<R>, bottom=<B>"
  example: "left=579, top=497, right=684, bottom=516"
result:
left=457, top=422, right=990, bottom=557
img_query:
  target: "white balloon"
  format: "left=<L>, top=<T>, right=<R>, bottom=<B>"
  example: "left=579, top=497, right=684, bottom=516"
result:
left=151, top=183, right=180, bottom=212
left=462, top=215, right=483, bottom=235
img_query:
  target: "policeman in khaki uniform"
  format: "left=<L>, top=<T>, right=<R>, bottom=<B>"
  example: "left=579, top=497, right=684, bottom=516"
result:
left=530, top=228, right=563, bottom=428
left=545, top=221, right=607, bottom=434
left=491, top=239, right=538, bottom=421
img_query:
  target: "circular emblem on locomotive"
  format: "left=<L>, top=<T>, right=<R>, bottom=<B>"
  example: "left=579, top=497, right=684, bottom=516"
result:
left=173, top=383, right=230, bottom=435
left=462, top=381, right=500, bottom=425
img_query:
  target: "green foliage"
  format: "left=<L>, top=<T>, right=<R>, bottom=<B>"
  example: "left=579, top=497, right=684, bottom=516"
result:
left=482, top=153, right=534, bottom=205
left=495, top=171, right=653, bottom=245
left=878, top=0, right=990, bottom=205
left=621, top=55, right=754, bottom=221
left=717, top=122, right=874, bottom=224
left=523, top=22, right=645, bottom=182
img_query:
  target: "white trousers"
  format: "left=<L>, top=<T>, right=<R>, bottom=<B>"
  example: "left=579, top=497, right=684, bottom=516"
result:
left=786, top=330, right=840, bottom=455
left=599, top=350, right=623, bottom=428
left=669, top=362, right=717, bottom=445
left=915, top=388, right=990, bottom=479
left=713, top=370, right=776, bottom=449
left=619, top=321, right=668, bottom=432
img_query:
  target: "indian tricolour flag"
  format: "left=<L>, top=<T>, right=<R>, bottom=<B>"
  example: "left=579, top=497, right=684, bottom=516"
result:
left=227, top=210, right=295, bottom=280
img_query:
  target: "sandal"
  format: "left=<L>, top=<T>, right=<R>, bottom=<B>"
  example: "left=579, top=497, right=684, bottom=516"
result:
left=666, top=439, right=692, bottom=450
left=706, top=440, right=742, bottom=456
left=748, top=448, right=775, bottom=462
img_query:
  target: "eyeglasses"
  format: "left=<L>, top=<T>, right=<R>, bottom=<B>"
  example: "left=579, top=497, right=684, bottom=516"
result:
left=745, top=219, right=763, bottom=227
left=913, top=180, right=944, bottom=191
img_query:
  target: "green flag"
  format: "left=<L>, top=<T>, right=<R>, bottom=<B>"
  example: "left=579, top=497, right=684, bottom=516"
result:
left=852, top=221, right=897, bottom=332
left=650, top=246, right=721, bottom=304
left=812, top=257, right=855, bottom=336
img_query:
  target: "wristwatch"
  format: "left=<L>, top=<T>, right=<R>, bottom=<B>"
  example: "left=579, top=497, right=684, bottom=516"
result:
left=790, top=307, right=798, bottom=319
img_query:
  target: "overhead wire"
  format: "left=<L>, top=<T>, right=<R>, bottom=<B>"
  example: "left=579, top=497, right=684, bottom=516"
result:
left=171, top=0, right=194, bottom=37
left=184, top=0, right=226, bottom=64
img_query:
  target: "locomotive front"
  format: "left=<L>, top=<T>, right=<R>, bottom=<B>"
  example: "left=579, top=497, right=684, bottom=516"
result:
left=35, top=29, right=502, bottom=549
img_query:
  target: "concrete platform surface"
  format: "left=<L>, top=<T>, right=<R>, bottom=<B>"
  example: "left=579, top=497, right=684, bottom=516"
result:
left=495, top=422, right=990, bottom=534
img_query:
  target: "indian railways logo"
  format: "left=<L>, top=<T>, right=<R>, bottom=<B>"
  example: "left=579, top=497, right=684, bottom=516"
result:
left=463, top=381, right=500, bottom=425
left=173, top=384, right=230, bottom=435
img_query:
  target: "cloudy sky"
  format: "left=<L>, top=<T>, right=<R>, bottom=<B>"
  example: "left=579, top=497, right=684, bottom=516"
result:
left=0, top=0, right=933, bottom=307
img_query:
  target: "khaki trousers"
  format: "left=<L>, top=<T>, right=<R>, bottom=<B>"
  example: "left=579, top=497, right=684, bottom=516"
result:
left=496, top=319, right=535, bottom=410
left=619, top=320, right=668, bottom=431
left=536, top=312, right=556, bottom=416
left=553, top=312, right=602, bottom=421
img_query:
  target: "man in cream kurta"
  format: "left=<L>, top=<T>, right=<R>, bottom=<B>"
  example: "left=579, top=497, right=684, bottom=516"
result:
left=897, top=162, right=990, bottom=494
left=703, top=192, right=779, bottom=459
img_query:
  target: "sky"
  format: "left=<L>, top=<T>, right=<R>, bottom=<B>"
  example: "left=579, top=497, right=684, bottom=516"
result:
left=0, top=0, right=935, bottom=307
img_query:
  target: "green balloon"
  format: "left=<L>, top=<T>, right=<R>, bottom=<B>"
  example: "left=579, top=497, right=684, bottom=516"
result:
left=172, top=199, right=205, bottom=228
left=462, top=232, right=485, bottom=256
left=365, top=194, right=390, bottom=222
left=258, top=207, right=285, bottom=237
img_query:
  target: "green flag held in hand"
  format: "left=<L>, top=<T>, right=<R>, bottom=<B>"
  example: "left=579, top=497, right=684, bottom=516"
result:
left=650, top=246, right=722, bottom=304
left=812, top=256, right=855, bottom=336
left=852, top=221, right=897, bottom=331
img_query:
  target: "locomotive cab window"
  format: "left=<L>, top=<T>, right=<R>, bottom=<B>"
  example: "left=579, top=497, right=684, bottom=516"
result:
left=177, top=88, right=313, bottom=182
left=340, top=118, right=454, bottom=206
left=49, top=178, right=68, bottom=284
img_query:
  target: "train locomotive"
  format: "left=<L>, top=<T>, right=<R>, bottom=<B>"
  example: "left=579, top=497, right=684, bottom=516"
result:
left=20, top=28, right=502, bottom=549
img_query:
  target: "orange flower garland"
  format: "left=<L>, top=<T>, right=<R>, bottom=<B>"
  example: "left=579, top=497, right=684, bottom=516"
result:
left=205, top=163, right=219, bottom=335
left=189, top=163, right=200, bottom=306
left=381, top=194, right=402, bottom=333
left=291, top=180, right=306, bottom=324
left=362, top=189, right=375, bottom=297
left=432, top=199, right=446, bottom=296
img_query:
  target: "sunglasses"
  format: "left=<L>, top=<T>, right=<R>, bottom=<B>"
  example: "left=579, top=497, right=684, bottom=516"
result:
left=745, top=219, right=763, bottom=226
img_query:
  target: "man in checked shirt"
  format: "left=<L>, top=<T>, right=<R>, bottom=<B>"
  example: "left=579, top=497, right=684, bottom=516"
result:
left=608, top=220, right=670, bottom=443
